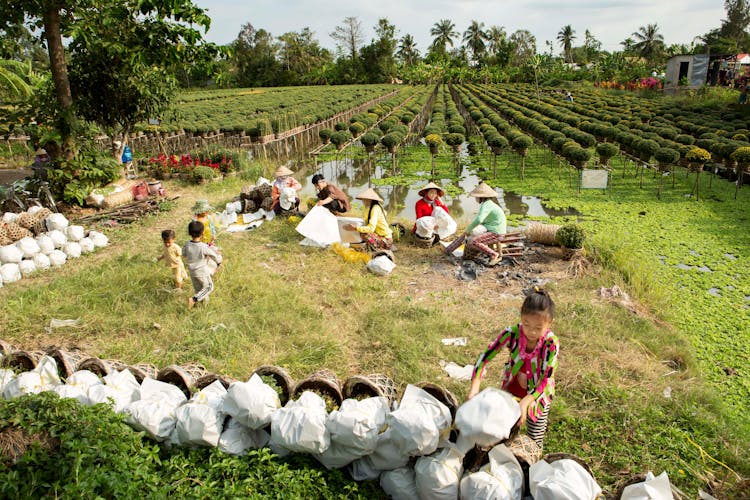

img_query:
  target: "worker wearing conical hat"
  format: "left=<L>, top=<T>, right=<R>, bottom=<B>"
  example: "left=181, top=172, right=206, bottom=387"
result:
left=344, top=188, right=393, bottom=251
left=271, top=165, right=302, bottom=214
left=413, top=181, right=451, bottom=245
left=464, top=182, right=507, bottom=266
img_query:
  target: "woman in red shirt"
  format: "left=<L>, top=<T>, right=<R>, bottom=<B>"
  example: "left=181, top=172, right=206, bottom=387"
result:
left=413, top=182, right=450, bottom=245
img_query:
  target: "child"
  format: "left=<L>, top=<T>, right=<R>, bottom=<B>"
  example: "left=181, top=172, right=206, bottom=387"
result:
left=191, top=199, right=218, bottom=246
left=156, top=229, right=188, bottom=289
left=182, top=220, right=222, bottom=308
left=467, top=287, right=559, bottom=448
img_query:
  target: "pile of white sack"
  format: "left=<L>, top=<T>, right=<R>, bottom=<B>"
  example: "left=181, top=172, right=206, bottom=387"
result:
left=0, top=211, right=108, bottom=287
left=0, top=355, right=681, bottom=500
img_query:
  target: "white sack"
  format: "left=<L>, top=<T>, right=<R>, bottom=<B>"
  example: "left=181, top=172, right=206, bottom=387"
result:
left=3, top=372, right=45, bottom=399
left=387, top=385, right=452, bottom=458
left=33, top=252, right=51, bottom=270
left=0, top=263, right=21, bottom=283
left=295, top=205, right=341, bottom=246
left=225, top=201, right=242, bottom=214
left=270, top=391, right=330, bottom=454
left=455, top=388, right=520, bottom=449
left=79, top=237, right=95, bottom=254
left=279, top=186, right=298, bottom=210
left=15, top=237, right=40, bottom=258
left=87, top=369, right=141, bottom=412
left=470, top=224, right=487, bottom=236
left=347, top=456, right=382, bottom=481
left=414, top=445, right=465, bottom=500
left=124, top=378, right=186, bottom=441
left=620, top=471, right=674, bottom=500
left=52, top=384, right=90, bottom=404
left=337, top=216, right=364, bottom=244
left=35, top=235, right=55, bottom=254
left=35, top=355, right=62, bottom=387
left=0, top=244, right=22, bottom=264
left=0, top=369, right=15, bottom=394
left=88, top=230, right=109, bottom=248
left=65, top=225, right=85, bottom=242
left=218, top=418, right=270, bottom=455
left=48, top=249, right=67, bottom=267
left=27, top=206, right=42, bottom=216
left=380, top=467, right=419, bottom=500
left=47, top=230, right=67, bottom=248
left=433, top=207, right=457, bottom=240
left=366, top=255, right=396, bottom=276
left=224, top=373, right=280, bottom=430
left=529, top=459, right=602, bottom=500
left=415, top=216, right=437, bottom=239
left=19, top=259, right=36, bottom=277
left=46, top=213, right=69, bottom=232
left=459, top=444, right=524, bottom=500
left=2, top=212, right=17, bottom=223
left=66, top=370, right=102, bottom=390
left=368, top=427, right=410, bottom=471
left=63, top=242, right=82, bottom=259
left=172, top=403, right=224, bottom=447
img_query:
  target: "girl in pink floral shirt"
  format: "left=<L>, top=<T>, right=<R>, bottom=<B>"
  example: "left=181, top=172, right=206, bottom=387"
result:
left=467, top=288, right=559, bottom=447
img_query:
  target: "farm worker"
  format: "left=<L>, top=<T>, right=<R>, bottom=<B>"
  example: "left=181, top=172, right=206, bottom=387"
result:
left=739, top=85, right=748, bottom=105
left=156, top=228, right=188, bottom=290
left=183, top=220, right=222, bottom=309
left=463, top=182, right=507, bottom=266
left=343, top=188, right=393, bottom=251
left=564, top=90, right=573, bottom=102
left=312, top=173, right=350, bottom=215
left=271, top=165, right=302, bottom=214
left=412, top=181, right=452, bottom=245
left=467, top=287, right=559, bottom=448
left=191, top=199, right=218, bottom=247
left=31, top=148, right=51, bottom=180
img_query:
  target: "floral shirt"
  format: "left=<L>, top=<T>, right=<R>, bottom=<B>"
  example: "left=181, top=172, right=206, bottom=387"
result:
left=472, top=324, right=559, bottom=422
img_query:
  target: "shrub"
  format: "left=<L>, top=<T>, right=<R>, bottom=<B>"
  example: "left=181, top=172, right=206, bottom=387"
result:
left=685, top=147, right=711, bottom=164
left=635, top=139, right=660, bottom=162
left=654, top=148, right=680, bottom=166
left=512, top=135, right=533, bottom=154
left=424, top=134, right=442, bottom=148
left=487, top=134, right=509, bottom=150
left=192, top=165, right=217, bottom=182
left=730, top=146, right=750, bottom=165
left=318, top=129, right=333, bottom=143
left=444, top=133, right=465, bottom=147
left=596, top=143, right=619, bottom=165
left=675, top=134, right=695, bottom=145
left=47, top=150, right=120, bottom=205
left=448, top=124, right=466, bottom=136
left=380, top=132, right=402, bottom=152
left=348, top=122, right=365, bottom=137
left=334, top=122, right=348, bottom=131
left=556, top=223, right=586, bottom=249
left=360, top=132, right=380, bottom=148
left=330, top=131, right=351, bottom=148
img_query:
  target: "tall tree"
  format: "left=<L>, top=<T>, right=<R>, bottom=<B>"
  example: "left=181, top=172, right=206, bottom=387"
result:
left=397, top=34, right=419, bottom=66
left=0, top=59, right=35, bottom=98
left=631, top=23, right=665, bottom=62
left=510, top=30, right=537, bottom=66
left=278, top=28, right=332, bottom=85
left=557, top=25, right=576, bottom=63
left=463, top=20, right=488, bottom=64
left=487, top=26, right=507, bottom=55
left=583, top=29, right=602, bottom=62
left=231, top=23, right=280, bottom=87
left=361, top=18, right=398, bottom=83
left=430, top=19, right=458, bottom=56
left=330, top=16, right=364, bottom=60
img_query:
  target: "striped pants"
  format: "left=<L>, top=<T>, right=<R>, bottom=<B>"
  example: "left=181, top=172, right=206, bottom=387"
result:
left=526, top=404, right=550, bottom=448
left=468, top=232, right=503, bottom=258
left=190, top=274, right=214, bottom=303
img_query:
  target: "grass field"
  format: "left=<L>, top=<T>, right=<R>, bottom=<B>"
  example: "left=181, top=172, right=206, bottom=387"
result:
left=1, top=149, right=749, bottom=496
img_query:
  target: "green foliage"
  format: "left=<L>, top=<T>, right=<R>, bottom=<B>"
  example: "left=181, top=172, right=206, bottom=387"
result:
left=654, top=147, right=680, bottom=165
left=360, top=132, right=380, bottom=148
left=730, top=146, right=750, bottom=165
left=444, top=132, right=464, bottom=147
left=334, top=122, right=348, bottom=132
left=556, top=223, right=586, bottom=249
left=318, top=128, right=333, bottom=143
left=192, top=165, right=217, bottom=182
left=595, top=142, right=619, bottom=163
left=685, top=147, right=711, bottom=164
left=511, top=135, right=533, bottom=153
left=47, top=150, right=120, bottom=205
left=348, top=121, right=365, bottom=137
left=424, top=133, right=442, bottom=147
left=380, top=132, right=402, bottom=151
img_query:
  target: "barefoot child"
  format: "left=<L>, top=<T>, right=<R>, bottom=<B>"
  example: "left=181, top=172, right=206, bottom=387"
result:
left=467, top=287, right=559, bottom=448
left=182, top=221, right=222, bottom=308
left=156, top=229, right=188, bottom=289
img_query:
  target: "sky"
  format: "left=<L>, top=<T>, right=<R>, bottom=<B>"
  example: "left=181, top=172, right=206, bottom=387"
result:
left=193, top=0, right=726, bottom=55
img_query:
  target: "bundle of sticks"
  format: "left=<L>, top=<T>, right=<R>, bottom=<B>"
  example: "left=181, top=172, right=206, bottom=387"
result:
left=74, top=199, right=164, bottom=225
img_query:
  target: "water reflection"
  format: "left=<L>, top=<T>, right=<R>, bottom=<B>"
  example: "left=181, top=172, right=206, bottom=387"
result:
left=291, top=155, right=577, bottom=224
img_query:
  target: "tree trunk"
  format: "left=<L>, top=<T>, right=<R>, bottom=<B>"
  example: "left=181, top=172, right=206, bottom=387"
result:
left=43, top=4, right=75, bottom=160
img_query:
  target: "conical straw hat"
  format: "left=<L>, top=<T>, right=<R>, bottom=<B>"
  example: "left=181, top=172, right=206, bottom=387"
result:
left=274, top=165, right=294, bottom=177
left=356, top=188, right=384, bottom=203
left=468, top=182, right=498, bottom=198
left=418, top=182, right=445, bottom=197
left=191, top=199, right=214, bottom=214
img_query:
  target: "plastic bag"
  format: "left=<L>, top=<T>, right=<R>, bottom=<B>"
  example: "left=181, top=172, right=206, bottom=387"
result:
left=88, top=231, right=109, bottom=248
left=380, top=467, right=419, bottom=500
left=87, top=369, right=140, bottom=413
left=368, top=426, right=410, bottom=471
left=67, top=370, right=102, bottom=389
left=79, top=237, right=95, bottom=254
left=218, top=418, right=270, bottom=455
left=0, top=369, right=15, bottom=394
left=66, top=225, right=84, bottom=242
left=124, top=378, right=186, bottom=441
left=224, top=373, right=281, bottom=430
left=620, top=471, right=674, bottom=500
left=63, top=242, right=82, bottom=258
left=366, top=255, right=396, bottom=276
left=415, top=216, right=437, bottom=239
left=270, top=391, right=330, bottom=454
left=48, top=249, right=67, bottom=267
left=225, top=201, right=242, bottom=214
left=0, top=244, right=22, bottom=264
left=460, top=444, right=524, bottom=500
left=387, top=385, right=452, bottom=458
left=529, top=458, right=602, bottom=500
left=414, top=444, right=465, bottom=500
left=36, top=234, right=55, bottom=254
left=331, top=242, right=370, bottom=264
left=19, top=259, right=36, bottom=277
left=47, top=229, right=67, bottom=248
left=295, top=205, right=341, bottom=246
left=0, top=263, right=21, bottom=283
left=15, top=237, right=40, bottom=258
left=455, top=388, right=520, bottom=450
left=2, top=355, right=61, bottom=399
left=433, top=207, right=457, bottom=240
left=347, top=455, right=382, bottom=481
left=2, top=212, right=17, bottom=223
left=52, top=384, right=90, bottom=404
left=33, top=253, right=51, bottom=270
left=45, top=213, right=69, bottom=232
left=172, top=380, right=227, bottom=448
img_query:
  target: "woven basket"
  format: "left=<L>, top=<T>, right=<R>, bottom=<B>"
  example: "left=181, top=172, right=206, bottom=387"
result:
left=0, top=225, right=9, bottom=241
left=292, top=369, right=343, bottom=409
left=47, top=348, right=88, bottom=378
left=34, top=208, right=52, bottom=222
left=413, top=234, right=435, bottom=249
left=0, top=340, right=15, bottom=357
left=256, top=183, right=272, bottom=200
left=525, top=222, right=561, bottom=246
left=253, top=365, right=295, bottom=405
left=16, top=212, right=36, bottom=230
left=157, top=363, right=207, bottom=397
left=415, top=381, right=459, bottom=418
left=102, top=189, right=134, bottom=209
left=4, top=350, right=44, bottom=372
left=126, top=363, right=159, bottom=383
left=342, top=374, right=398, bottom=403
left=462, top=444, right=496, bottom=473
left=242, top=199, right=257, bottom=213
left=4, top=222, right=31, bottom=242
left=31, top=219, right=47, bottom=236
left=508, top=434, right=542, bottom=465
left=260, top=197, right=273, bottom=211
left=78, top=357, right=120, bottom=377
left=544, top=452, right=595, bottom=478
left=0, top=234, right=11, bottom=246
left=613, top=474, right=685, bottom=500
left=195, top=372, right=236, bottom=390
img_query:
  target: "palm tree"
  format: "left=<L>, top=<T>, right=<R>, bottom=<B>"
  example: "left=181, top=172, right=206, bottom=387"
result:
left=430, top=19, right=458, bottom=55
left=557, top=25, right=576, bottom=63
left=397, top=34, right=419, bottom=66
left=0, top=60, right=34, bottom=98
left=486, top=26, right=507, bottom=55
left=463, top=20, right=488, bottom=63
left=632, top=23, right=665, bottom=62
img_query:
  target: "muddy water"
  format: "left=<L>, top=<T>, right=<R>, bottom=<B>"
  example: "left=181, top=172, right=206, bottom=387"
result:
left=288, top=155, right=577, bottom=224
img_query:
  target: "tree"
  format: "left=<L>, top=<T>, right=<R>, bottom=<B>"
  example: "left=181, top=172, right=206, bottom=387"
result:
left=361, top=18, right=398, bottom=83
left=0, top=59, right=35, bottom=98
left=278, top=28, right=332, bottom=85
left=397, top=34, right=419, bottom=66
left=430, top=19, right=458, bottom=56
left=698, top=1, right=750, bottom=54
left=463, top=20, right=488, bottom=64
left=557, top=25, right=576, bottom=63
left=509, top=30, right=537, bottom=66
left=631, top=23, right=665, bottom=63
left=330, top=16, right=364, bottom=61
left=583, top=30, right=602, bottom=62
left=231, top=23, right=280, bottom=87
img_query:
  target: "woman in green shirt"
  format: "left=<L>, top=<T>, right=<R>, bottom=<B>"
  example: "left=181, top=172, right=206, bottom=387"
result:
left=464, top=182, right=507, bottom=266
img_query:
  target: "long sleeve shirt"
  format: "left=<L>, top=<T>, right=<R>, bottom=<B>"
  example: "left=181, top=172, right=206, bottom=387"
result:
left=466, top=199, right=506, bottom=235
left=182, top=240, right=222, bottom=278
left=357, top=203, right=393, bottom=239
left=271, top=177, right=302, bottom=209
left=472, top=325, right=559, bottom=422
left=159, top=242, right=184, bottom=270
left=415, top=197, right=449, bottom=220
